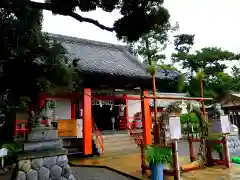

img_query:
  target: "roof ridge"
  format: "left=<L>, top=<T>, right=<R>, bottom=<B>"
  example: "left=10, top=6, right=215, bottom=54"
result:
left=50, top=33, right=127, bottom=51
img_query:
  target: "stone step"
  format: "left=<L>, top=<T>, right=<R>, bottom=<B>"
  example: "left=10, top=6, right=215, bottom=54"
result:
left=99, top=134, right=132, bottom=142
left=93, top=134, right=139, bottom=154
left=66, top=147, right=80, bottom=153
left=93, top=136, right=134, bottom=144
left=98, top=140, right=137, bottom=150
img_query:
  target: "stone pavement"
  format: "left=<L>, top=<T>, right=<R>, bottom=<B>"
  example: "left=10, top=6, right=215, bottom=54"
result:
left=71, top=167, right=133, bottom=180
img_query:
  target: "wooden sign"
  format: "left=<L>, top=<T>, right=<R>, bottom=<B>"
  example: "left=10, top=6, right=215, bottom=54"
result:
left=58, top=120, right=77, bottom=137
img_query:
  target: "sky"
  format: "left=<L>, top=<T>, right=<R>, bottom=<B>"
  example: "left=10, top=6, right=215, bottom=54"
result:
left=41, top=0, right=240, bottom=69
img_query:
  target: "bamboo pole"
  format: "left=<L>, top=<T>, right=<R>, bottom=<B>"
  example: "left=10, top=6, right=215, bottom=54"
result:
left=152, top=73, right=160, bottom=144
left=172, top=140, right=181, bottom=180
left=200, top=80, right=206, bottom=120
left=144, top=96, right=213, bottom=101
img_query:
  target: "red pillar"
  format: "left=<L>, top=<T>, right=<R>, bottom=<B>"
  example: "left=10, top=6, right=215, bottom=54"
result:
left=83, top=88, right=92, bottom=155
left=39, top=93, right=46, bottom=108
left=71, top=98, right=76, bottom=120
left=125, top=94, right=129, bottom=129
left=141, top=90, right=152, bottom=145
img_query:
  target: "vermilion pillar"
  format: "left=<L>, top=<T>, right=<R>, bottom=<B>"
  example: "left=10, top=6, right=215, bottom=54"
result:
left=71, top=98, right=76, bottom=120
left=141, top=90, right=152, bottom=145
left=83, top=88, right=92, bottom=155
left=125, top=94, right=129, bottom=129
left=39, top=93, right=46, bottom=108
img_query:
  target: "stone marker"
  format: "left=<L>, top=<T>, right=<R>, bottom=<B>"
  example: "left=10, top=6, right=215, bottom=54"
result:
left=14, top=116, right=76, bottom=180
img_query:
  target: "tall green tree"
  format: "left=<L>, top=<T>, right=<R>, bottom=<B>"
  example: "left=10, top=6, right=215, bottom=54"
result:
left=129, top=22, right=179, bottom=65
left=1, top=0, right=172, bottom=42
left=172, top=47, right=235, bottom=78
left=171, top=34, right=240, bottom=99
left=0, top=4, right=80, bottom=142
left=0, top=7, right=77, bottom=108
left=126, top=22, right=182, bottom=92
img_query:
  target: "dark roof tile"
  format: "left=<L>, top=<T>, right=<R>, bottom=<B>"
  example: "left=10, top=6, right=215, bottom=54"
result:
left=51, top=34, right=179, bottom=80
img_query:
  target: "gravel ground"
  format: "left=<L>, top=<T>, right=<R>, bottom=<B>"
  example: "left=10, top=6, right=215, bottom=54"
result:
left=71, top=167, right=134, bottom=180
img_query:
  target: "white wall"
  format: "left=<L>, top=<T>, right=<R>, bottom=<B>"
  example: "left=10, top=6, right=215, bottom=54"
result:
left=47, top=98, right=71, bottom=120
left=127, top=100, right=141, bottom=122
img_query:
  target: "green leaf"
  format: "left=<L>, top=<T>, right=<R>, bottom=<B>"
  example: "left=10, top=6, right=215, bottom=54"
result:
left=145, top=145, right=172, bottom=165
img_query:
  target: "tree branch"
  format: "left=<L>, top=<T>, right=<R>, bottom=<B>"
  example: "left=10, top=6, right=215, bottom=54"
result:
left=28, top=1, right=115, bottom=32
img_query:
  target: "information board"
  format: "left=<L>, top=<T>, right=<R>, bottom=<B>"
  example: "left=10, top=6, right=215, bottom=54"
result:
left=58, top=120, right=77, bottom=137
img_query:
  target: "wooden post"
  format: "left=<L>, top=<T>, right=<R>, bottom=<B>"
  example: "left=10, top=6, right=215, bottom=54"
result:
left=152, top=73, right=160, bottom=144
left=140, top=143, right=145, bottom=175
left=172, top=140, right=181, bottom=180
left=83, top=88, right=92, bottom=155
left=206, top=140, right=213, bottom=165
left=188, top=137, right=195, bottom=162
left=223, top=135, right=231, bottom=168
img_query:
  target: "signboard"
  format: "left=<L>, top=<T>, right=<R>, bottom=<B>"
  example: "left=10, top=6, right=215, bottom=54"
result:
left=220, top=115, right=231, bottom=134
left=169, top=116, right=182, bottom=139
left=210, top=115, right=231, bottom=134
left=58, top=120, right=77, bottom=137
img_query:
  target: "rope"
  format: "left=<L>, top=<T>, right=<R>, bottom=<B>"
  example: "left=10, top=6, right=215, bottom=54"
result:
left=159, top=100, right=208, bottom=166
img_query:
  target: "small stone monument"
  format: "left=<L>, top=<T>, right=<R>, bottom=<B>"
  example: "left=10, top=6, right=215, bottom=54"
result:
left=14, top=112, right=76, bottom=180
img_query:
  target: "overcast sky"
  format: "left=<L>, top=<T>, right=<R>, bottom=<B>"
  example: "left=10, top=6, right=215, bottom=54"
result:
left=41, top=0, right=240, bottom=69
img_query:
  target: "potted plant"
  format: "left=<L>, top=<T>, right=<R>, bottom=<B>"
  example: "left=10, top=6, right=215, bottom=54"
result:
left=145, top=145, right=172, bottom=180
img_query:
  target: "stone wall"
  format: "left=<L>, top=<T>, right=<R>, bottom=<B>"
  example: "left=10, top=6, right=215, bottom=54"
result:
left=227, top=134, right=240, bottom=155
left=16, top=154, right=75, bottom=180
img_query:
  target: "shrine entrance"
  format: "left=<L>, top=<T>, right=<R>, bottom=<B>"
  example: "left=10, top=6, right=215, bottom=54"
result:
left=92, top=99, right=122, bottom=131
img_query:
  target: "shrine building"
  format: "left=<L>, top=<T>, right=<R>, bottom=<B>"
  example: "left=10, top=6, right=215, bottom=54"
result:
left=17, top=34, right=181, bottom=156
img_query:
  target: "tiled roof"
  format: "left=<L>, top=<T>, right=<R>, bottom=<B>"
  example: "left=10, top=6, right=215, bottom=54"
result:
left=149, top=92, right=186, bottom=107
left=51, top=34, right=179, bottom=80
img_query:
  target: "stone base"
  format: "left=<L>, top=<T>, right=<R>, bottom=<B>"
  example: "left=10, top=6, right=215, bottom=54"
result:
left=24, top=139, right=63, bottom=152
left=27, top=127, right=58, bottom=142
left=15, top=150, right=76, bottom=180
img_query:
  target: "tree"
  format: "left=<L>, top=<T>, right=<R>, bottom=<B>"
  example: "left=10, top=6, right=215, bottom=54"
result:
left=1, top=0, right=172, bottom=42
left=231, top=65, right=240, bottom=91
left=172, top=47, right=235, bottom=78
left=171, top=34, right=240, bottom=99
left=0, top=7, right=76, bottom=109
left=173, top=34, right=195, bottom=54
left=129, top=22, right=179, bottom=65
left=127, top=22, right=186, bottom=94
left=0, top=5, right=79, bottom=143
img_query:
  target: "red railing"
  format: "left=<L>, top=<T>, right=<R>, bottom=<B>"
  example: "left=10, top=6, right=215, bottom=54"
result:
left=15, top=119, right=28, bottom=139
left=15, top=119, right=50, bottom=138
left=92, top=120, right=104, bottom=155
left=120, top=117, right=143, bottom=145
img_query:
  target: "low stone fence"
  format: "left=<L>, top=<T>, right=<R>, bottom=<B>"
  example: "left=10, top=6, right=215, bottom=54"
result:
left=227, top=134, right=240, bottom=156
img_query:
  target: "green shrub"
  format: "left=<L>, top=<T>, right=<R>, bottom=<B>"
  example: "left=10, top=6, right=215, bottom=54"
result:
left=2, top=143, right=22, bottom=166
left=145, top=145, right=172, bottom=165
left=180, top=112, right=201, bottom=124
